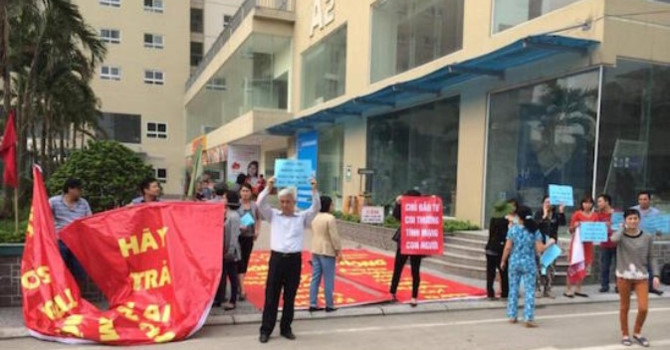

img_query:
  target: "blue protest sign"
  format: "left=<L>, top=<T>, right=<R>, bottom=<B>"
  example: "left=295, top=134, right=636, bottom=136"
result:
left=580, top=222, right=608, bottom=242
left=274, top=159, right=313, bottom=188
left=610, top=211, right=624, bottom=231
left=240, top=212, right=255, bottom=227
left=296, top=131, right=318, bottom=209
left=642, top=214, right=670, bottom=235
left=548, top=184, right=574, bottom=206
left=540, top=244, right=562, bottom=272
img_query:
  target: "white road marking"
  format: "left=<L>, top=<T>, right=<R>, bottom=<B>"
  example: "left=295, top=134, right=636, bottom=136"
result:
left=531, top=338, right=670, bottom=350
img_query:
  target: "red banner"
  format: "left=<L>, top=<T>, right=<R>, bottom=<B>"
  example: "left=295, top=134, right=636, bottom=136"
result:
left=243, top=251, right=389, bottom=310
left=21, top=166, right=224, bottom=345
left=336, top=250, right=486, bottom=303
left=400, top=196, right=444, bottom=255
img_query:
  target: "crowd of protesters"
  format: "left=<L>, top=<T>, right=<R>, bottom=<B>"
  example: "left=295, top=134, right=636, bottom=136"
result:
left=47, top=170, right=666, bottom=346
left=487, top=190, right=664, bottom=346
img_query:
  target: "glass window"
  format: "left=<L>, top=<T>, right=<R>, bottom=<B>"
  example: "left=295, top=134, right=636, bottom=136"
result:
left=191, top=8, right=204, bottom=33
left=185, top=34, right=291, bottom=141
left=223, top=15, right=232, bottom=28
left=100, top=0, right=121, bottom=7
left=144, top=0, right=163, bottom=13
left=190, top=41, right=203, bottom=67
left=154, top=168, right=167, bottom=183
left=144, top=34, right=164, bottom=49
left=100, top=29, right=121, bottom=44
left=301, top=25, right=347, bottom=109
left=144, top=70, right=164, bottom=85
left=97, top=113, right=141, bottom=144
left=318, top=126, right=344, bottom=210
left=597, top=59, right=670, bottom=212
left=147, top=122, right=167, bottom=139
left=493, top=0, right=581, bottom=33
left=485, top=70, right=599, bottom=221
left=367, top=97, right=460, bottom=215
left=371, top=0, right=464, bottom=83
left=100, top=65, right=121, bottom=80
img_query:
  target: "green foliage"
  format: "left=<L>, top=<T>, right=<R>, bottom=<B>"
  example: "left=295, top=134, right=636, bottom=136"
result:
left=46, top=140, right=153, bottom=212
left=0, top=219, right=28, bottom=243
left=444, top=220, right=480, bottom=233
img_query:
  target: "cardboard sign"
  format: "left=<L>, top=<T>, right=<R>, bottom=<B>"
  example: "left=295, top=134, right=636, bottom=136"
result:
left=400, top=196, right=444, bottom=256
left=548, top=184, right=574, bottom=206
left=360, top=206, right=384, bottom=224
left=642, top=214, right=670, bottom=235
left=540, top=244, right=562, bottom=275
left=580, top=222, right=608, bottom=242
left=274, top=159, right=313, bottom=188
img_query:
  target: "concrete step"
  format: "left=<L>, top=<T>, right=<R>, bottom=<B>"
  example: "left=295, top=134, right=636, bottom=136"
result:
left=423, top=258, right=487, bottom=280
left=451, top=231, right=489, bottom=241
left=444, top=236, right=486, bottom=249
left=439, top=251, right=486, bottom=268
left=444, top=243, right=488, bottom=258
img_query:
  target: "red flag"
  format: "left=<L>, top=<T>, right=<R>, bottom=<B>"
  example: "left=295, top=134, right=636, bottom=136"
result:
left=0, top=110, right=18, bottom=188
left=21, top=165, right=225, bottom=345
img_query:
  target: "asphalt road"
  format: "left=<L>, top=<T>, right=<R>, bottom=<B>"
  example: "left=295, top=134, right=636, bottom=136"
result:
left=3, top=298, right=670, bottom=350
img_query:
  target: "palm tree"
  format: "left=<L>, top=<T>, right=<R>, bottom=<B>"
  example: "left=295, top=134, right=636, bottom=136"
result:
left=1, top=0, right=105, bottom=209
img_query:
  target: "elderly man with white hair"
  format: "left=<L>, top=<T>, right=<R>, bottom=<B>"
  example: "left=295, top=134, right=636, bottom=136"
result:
left=257, top=176, right=320, bottom=344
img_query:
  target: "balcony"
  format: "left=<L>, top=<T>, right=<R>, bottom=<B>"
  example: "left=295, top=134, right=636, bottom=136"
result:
left=185, top=0, right=295, bottom=90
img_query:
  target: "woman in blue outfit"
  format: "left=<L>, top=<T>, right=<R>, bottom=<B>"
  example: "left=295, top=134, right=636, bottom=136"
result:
left=501, top=206, right=555, bottom=327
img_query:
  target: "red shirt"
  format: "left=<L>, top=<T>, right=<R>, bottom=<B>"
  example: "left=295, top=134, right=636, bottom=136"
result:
left=598, top=211, right=617, bottom=249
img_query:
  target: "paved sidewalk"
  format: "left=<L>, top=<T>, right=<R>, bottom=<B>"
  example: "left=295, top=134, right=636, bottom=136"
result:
left=2, top=224, right=667, bottom=340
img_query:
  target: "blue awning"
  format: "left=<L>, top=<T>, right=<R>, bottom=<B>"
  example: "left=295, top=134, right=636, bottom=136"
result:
left=268, top=34, right=599, bottom=135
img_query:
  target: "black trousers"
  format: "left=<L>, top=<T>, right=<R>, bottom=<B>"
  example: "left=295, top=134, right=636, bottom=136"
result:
left=237, top=236, right=255, bottom=274
left=215, top=259, right=239, bottom=304
left=260, top=251, right=302, bottom=336
left=486, top=254, right=508, bottom=298
left=389, top=247, right=422, bottom=298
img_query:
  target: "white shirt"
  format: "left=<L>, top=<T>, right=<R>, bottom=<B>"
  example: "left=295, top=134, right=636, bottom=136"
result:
left=256, top=188, right=320, bottom=253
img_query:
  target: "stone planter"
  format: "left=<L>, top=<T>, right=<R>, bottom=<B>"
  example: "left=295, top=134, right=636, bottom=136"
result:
left=336, top=220, right=398, bottom=252
left=0, top=243, right=105, bottom=307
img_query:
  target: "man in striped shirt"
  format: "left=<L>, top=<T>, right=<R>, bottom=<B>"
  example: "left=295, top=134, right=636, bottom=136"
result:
left=49, top=178, right=92, bottom=281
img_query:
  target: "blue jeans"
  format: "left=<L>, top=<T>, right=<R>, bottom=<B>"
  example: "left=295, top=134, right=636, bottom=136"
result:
left=309, top=254, right=336, bottom=308
left=600, top=247, right=616, bottom=290
left=58, top=240, right=86, bottom=282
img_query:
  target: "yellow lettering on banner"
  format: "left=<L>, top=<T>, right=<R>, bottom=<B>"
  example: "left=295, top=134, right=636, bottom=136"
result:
left=25, top=209, right=35, bottom=237
left=144, top=304, right=171, bottom=323
left=118, top=236, right=140, bottom=258
left=140, top=228, right=159, bottom=252
left=129, top=265, right=172, bottom=291
left=99, top=317, right=120, bottom=341
left=157, top=227, right=168, bottom=247
left=116, top=302, right=139, bottom=321
left=159, top=262, right=171, bottom=287
left=140, top=322, right=176, bottom=343
left=40, top=289, right=77, bottom=321
left=21, top=266, right=51, bottom=290
left=60, top=314, right=83, bottom=338
left=154, top=331, right=176, bottom=343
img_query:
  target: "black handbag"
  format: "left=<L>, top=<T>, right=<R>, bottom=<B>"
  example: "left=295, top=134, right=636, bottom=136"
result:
left=392, top=228, right=400, bottom=242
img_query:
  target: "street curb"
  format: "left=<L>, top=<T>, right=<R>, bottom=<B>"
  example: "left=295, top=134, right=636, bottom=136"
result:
left=2, top=294, right=666, bottom=340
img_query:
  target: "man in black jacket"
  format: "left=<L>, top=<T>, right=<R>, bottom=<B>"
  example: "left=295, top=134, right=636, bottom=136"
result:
left=485, top=200, right=517, bottom=299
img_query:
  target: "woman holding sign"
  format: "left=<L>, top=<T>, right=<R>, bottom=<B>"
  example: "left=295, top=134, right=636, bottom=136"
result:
left=389, top=190, right=423, bottom=307
left=501, top=206, right=555, bottom=327
left=611, top=209, right=661, bottom=347
left=237, top=183, right=261, bottom=301
left=564, top=196, right=598, bottom=298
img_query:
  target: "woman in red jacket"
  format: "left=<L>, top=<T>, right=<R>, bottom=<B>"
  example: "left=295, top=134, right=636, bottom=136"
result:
left=564, top=195, right=598, bottom=298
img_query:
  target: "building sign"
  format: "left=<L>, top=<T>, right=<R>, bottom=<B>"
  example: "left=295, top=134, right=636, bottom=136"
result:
left=361, top=206, right=384, bottom=224
left=311, top=0, right=335, bottom=37
left=297, top=131, right=318, bottom=209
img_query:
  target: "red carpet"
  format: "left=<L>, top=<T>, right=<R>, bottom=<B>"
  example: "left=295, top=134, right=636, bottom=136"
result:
left=243, top=249, right=486, bottom=310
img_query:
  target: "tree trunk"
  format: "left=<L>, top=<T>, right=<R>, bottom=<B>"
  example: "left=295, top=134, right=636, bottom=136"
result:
left=59, top=128, right=65, bottom=165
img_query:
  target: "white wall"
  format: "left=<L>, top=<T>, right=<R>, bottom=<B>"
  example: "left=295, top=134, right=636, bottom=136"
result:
left=204, top=0, right=245, bottom=52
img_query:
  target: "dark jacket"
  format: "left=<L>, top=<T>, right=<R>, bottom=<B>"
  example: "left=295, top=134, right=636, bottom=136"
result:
left=534, top=210, right=566, bottom=243
left=486, top=217, right=509, bottom=256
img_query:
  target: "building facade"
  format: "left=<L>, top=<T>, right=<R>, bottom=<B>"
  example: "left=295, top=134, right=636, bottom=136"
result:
left=185, top=0, right=670, bottom=225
